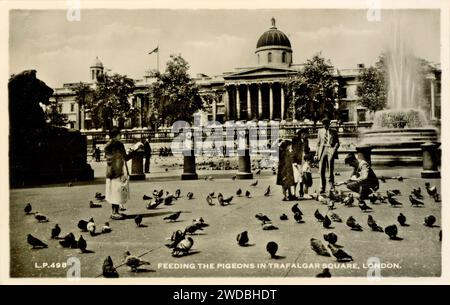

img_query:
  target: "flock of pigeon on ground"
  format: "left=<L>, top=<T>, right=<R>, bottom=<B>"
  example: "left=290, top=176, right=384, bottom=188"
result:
left=24, top=170, right=441, bottom=278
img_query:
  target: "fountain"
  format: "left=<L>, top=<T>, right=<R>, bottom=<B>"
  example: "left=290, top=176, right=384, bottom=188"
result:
left=358, top=19, right=438, bottom=166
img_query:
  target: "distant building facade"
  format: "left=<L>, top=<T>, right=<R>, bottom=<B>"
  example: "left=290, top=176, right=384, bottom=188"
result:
left=50, top=18, right=441, bottom=130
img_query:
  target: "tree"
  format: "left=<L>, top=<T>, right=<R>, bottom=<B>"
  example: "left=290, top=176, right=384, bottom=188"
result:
left=285, top=53, right=338, bottom=124
left=73, top=82, right=93, bottom=129
left=148, top=54, right=203, bottom=125
left=90, top=73, right=136, bottom=130
left=45, top=97, right=68, bottom=127
left=356, top=65, right=387, bottom=112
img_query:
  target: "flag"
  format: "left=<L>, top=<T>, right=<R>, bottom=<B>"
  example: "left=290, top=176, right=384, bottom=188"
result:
left=148, top=46, right=159, bottom=55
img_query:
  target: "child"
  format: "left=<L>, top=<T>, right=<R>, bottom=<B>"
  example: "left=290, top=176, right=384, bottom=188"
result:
left=300, top=153, right=313, bottom=199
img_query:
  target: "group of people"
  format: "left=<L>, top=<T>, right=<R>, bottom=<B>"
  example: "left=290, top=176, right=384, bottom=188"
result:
left=104, top=119, right=380, bottom=218
left=277, top=116, right=379, bottom=201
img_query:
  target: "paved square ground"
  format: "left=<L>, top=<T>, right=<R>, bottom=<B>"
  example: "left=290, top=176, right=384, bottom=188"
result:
left=10, top=159, right=441, bottom=278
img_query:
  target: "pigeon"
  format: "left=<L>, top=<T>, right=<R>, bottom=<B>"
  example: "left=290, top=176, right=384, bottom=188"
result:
left=236, top=188, right=242, bottom=196
left=330, top=213, right=342, bottom=223
left=387, top=189, right=401, bottom=197
left=264, top=186, right=271, bottom=196
left=346, top=216, right=363, bottom=231
left=424, top=215, right=436, bottom=227
left=208, top=192, right=216, bottom=198
left=124, top=251, right=151, bottom=271
left=89, top=200, right=102, bottom=208
left=134, top=215, right=143, bottom=227
left=255, top=169, right=261, bottom=175
left=67, top=182, right=73, bottom=187
left=245, top=190, right=251, bottom=198
left=95, top=192, right=106, bottom=200
left=314, top=209, right=325, bottom=222
left=323, top=232, right=338, bottom=245
left=343, top=193, right=354, bottom=207
left=291, top=203, right=302, bottom=216
left=78, top=235, right=87, bottom=252
left=236, top=231, right=249, bottom=246
left=358, top=199, right=373, bottom=212
left=328, top=200, right=336, bottom=210
left=294, top=212, right=303, bottom=223
left=172, top=237, right=194, bottom=257
left=59, top=232, right=77, bottom=248
left=102, top=256, right=119, bottom=278
left=328, top=244, right=353, bottom=262
left=425, top=182, right=437, bottom=197
left=379, top=176, right=386, bottom=183
left=143, top=194, right=152, bottom=200
left=262, top=224, right=279, bottom=230
left=255, top=213, right=271, bottom=225
left=433, top=193, right=441, bottom=202
left=152, top=189, right=160, bottom=197
left=157, top=189, right=164, bottom=198
left=266, top=241, right=278, bottom=258
left=411, top=187, right=422, bottom=199
left=206, top=195, right=215, bottom=206
left=27, top=234, right=48, bottom=249
left=175, top=189, right=181, bottom=199
left=316, top=268, right=332, bottom=278
left=250, top=180, right=258, bottom=187
left=323, top=215, right=332, bottom=228
left=397, top=213, right=408, bottom=226
left=388, top=196, right=403, bottom=207
left=187, top=192, right=194, bottom=200
left=367, top=215, right=383, bottom=232
left=193, top=217, right=209, bottom=228
left=102, top=222, right=112, bottom=233
left=78, top=219, right=88, bottom=231
left=164, top=195, right=175, bottom=206
left=280, top=214, right=288, bottom=221
left=146, top=198, right=163, bottom=209
left=184, top=223, right=203, bottom=235
left=35, top=212, right=49, bottom=223
left=166, top=230, right=185, bottom=248
left=384, top=224, right=398, bottom=239
left=164, top=211, right=181, bottom=222
left=24, top=203, right=32, bottom=214
left=87, top=218, right=96, bottom=236
left=218, top=195, right=233, bottom=206
left=51, top=224, right=61, bottom=239
left=310, top=238, right=330, bottom=257
left=232, top=175, right=237, bottom=180
left=409, top=195, right=424, bottom=207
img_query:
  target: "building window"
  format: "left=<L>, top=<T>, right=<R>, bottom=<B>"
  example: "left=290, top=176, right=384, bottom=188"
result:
left=70, top=103, right=75, bottom=112
left=268, top=52, right=272, bottom=63
left=58, top=104, right=63, bottom=113
left=282, top=52, right=286, bottom=63
left=91, top=70, right=94, bottom=80
left=339, top=87, right=347, bottom=99
left=69, top=122, right=75, bottom=129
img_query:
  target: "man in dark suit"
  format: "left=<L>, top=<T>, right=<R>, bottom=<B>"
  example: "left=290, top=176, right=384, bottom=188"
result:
left=315, top=117, right=340, bottom=194
left=143, top=138, right=151, bottom=173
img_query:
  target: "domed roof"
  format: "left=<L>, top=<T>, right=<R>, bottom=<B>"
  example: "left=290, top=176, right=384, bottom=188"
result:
left=90, top=56, right=103, bottom=68
left=256, top=18, right=291, bottom=49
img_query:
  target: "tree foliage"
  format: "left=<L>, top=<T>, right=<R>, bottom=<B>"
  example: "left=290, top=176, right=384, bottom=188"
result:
left=285, top=53, right=337, bottom=123
left=356, top=65, right=387, bottom=112
left=90, top=73, right=136, bottom=130
left=45, top=98, right=68, bottom=127
left=148, top=54, right=203, bottom=125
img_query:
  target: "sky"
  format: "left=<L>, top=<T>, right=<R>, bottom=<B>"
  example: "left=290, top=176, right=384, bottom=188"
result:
left=9, top=9, right=440, bottom=88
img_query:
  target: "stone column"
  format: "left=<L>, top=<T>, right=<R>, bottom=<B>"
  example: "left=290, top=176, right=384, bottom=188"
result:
left=430, top=78, right=436, bottom=120
left=212, top=95, right=217, bottom=122
left=281, top=85, right=285, bottom=120
left=80, top=105, right=85, bottom=130
left=236, top=85, right=241, bottom=120
left=269, top=83, right=274, bottom=120
left=421, top=142, right=440, bottom=178
left=223, top=86, right=229, bottom=121
left=258, top=83, right=263, bottom=119
left=247, top=84, right=251, bottom=120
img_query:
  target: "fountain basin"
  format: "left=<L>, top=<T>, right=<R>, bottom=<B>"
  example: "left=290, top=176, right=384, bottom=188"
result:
left=359, top=127, right=439, bottom=166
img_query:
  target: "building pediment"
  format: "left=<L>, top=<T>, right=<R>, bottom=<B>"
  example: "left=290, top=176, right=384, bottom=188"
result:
left=223, top=66, right=297, bottom=80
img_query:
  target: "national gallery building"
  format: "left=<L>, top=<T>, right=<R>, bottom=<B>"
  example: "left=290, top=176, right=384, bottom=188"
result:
left=50, top=18, right=441, bottom=130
